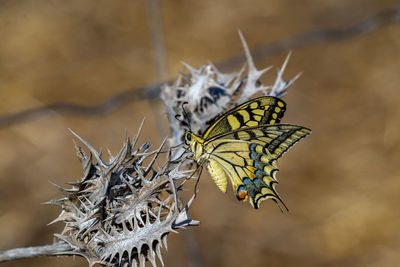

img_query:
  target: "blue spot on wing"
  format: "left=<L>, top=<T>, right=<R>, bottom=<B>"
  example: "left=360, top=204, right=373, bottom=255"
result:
left=242, top=177, right=250, bottom=184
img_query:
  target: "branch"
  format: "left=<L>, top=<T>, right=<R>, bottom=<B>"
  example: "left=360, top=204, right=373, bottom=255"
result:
left=146, top=0, right=168, bottom=82
left=0, top=81, right=166, bottom=128
left=218, top=6, right=400, bottom=70
left=0, top=242, right=72, bottom=263
left=0, top=6, right=398, bottom=129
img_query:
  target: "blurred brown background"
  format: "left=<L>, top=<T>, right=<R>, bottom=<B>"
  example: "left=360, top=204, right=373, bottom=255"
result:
left=0, top=0, right=399, bottom=266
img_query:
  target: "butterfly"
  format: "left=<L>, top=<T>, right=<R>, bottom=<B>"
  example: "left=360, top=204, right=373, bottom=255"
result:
left=184, top=96, right=311, bottom=209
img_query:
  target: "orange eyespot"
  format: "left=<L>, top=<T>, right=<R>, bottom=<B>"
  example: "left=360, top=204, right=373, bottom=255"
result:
left=236, top=185, right=248, bottom=201
left=238, top=190, right=247, bottom=200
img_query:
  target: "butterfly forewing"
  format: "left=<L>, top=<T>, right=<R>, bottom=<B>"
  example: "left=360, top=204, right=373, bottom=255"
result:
left=202, top=96, right=286, bottom=140
left=209, top=124, right=312, bottom=159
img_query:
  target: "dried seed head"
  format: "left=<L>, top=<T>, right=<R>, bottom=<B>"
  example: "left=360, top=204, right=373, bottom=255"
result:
left=49, top=128, right=198, bottom=267
left=161, top=32, right=301, bottom=147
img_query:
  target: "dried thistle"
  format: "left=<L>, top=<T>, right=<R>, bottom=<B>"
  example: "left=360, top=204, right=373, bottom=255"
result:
left=161, top=31, right=301, bottom=147
left=0, top=31, right=304, bottom=267
left=47, top=125, right=199, bottom=267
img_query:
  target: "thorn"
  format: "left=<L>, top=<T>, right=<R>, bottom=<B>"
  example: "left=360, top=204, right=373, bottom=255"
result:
left=109, top=252, right=117, bottom=265
left=140, top=254, right=146, bottom=267
left=144, top=137, right=167, bottom=176
left=148, top=248, right=157, bottom=267
left=41, top=199, right=63, bottom=206
left=186, top=193, right=196, bottom=208
left=47, top=216, right=64, bottom=226
left=281, top=51, right=292, bottom=73
left=156, top=243, right=164, bottom=267
left=133, top=213, right=139, bottom=231
left=48, top=180, right=77, bottom=195
left=145, top=206, right=151, bottom=226
left=169, top=227, right=179, bottom=234
left=270, top=51, right=299, bottom=97
left=238, top=30, right=256, bottom=72
left=275, top=52, right=292, bottom=82
left=132, top=118, right=146, bottom=149
left=288, top=71, right=303, bottom=87
left=118, top=251, right=124, bottom=266
left=126, top=249, right=132, bottom=266
left=106, top=148, right=113, bottom=160
left=137, top=210, right=145, bottom=227
left=162, top=234, right=168, bottom=251
left=72, top=139, right=87, bottom=162
left=69, top=129, right=109, bottom=171
left=181, top=62, right=198, bottom=75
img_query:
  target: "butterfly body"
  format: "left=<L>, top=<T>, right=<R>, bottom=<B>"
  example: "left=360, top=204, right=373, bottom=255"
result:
left=185, top=96, right=311, bottom=209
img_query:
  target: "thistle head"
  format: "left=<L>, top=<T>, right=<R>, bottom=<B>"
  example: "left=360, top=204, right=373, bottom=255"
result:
left=48, top=127, right=198, bottom=266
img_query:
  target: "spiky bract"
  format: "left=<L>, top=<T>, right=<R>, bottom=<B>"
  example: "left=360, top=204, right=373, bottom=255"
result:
left=48, top=130, right=198, bottom=267
left=161, top=32, right=300, bottom=147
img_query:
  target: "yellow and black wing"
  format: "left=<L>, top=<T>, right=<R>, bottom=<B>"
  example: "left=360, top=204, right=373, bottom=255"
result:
left=204, top=124, right=311, bottom=209
left=202, top=96, right=286, bottom=140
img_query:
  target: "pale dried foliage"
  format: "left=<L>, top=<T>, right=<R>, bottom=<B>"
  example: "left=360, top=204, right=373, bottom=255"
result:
left=48, top=33, right=300, bottom=267
left=48, top=125, right=198, bottom=267
left=161, top=32, right=301, bottom=147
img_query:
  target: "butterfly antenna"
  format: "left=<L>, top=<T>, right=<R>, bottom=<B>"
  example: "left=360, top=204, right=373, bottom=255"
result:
left=174, top=114, right=187, bottom=127
left=181, top=102, right=192, bottom=131
left=174, top=114, right=181, bottom=121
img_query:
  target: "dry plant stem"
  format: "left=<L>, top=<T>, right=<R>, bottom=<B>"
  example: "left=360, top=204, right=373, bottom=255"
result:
left=146, top=0, right=168, bottom=82
left=0, top=242, right=72, bottom=262
left=218, top=6, right=400, bottom=70
left=145, top=0, right=170, bottom=138
left=0, top=6, right=398, bottom=129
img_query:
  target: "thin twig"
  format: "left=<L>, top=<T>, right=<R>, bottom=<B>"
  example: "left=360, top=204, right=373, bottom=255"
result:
left=0, top=6, right=398, bottom=129
left=218, top=6, right=400, bottom=70
left=0, top=242, right=72, bottom=262
left=0, top=82, right=165, bottom=128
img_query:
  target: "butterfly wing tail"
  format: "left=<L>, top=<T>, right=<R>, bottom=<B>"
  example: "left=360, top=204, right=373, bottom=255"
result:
left=245, top=175, right=288, bottom=210
left=245, top=125, right=311, bottom=209
left=241, top=156, right=285, bottom=209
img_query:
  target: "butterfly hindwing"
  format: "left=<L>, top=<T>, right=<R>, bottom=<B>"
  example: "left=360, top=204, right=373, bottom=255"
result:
left=205, top=124, right=311, bottom=209
left=202, top=96, right=286, bottom=140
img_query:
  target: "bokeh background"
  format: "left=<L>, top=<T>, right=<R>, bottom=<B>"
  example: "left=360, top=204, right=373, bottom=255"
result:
left=0, top=1, right=399, bottom=266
